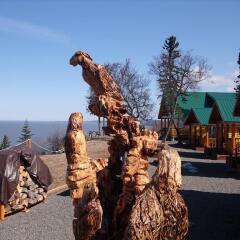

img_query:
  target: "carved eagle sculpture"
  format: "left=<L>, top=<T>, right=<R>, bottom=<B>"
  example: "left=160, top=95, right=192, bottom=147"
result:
left=67, top=51, right=189, bottom=240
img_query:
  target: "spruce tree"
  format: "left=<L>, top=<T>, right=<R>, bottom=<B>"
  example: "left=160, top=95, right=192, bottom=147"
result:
left=0, top=135, right=11, bottom=150
left=234, top=51, right=240, bottom=95
left=150, top=36, right=181, bottom=141
left=18, top=120, right=33, bottom=142
left=149, top=35, right=210, bottom=142
left=159, top=36, right=181, bottom=118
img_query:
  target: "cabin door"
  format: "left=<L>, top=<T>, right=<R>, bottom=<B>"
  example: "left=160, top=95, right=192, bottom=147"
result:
left=208, top=125, right=217, bottom=149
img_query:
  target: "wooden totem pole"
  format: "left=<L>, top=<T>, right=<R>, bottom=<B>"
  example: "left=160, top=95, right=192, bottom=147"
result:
left=65, top=51, right=188, bottom=240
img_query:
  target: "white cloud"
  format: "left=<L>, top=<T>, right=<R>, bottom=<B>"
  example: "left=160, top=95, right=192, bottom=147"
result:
left=199, top=71, right=238, bottom=92
left=0, top=16, right=70, bottom=44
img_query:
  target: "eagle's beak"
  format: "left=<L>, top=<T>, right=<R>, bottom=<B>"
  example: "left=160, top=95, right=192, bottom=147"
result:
left=69, top=55, right=77, bottom=66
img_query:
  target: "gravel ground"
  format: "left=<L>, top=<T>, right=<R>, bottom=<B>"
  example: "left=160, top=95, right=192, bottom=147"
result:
left=1, top=144, right=240, bottom=240
left=172, top=145, right=240, bottom=240
left=0, top=192, right=74, bottom=240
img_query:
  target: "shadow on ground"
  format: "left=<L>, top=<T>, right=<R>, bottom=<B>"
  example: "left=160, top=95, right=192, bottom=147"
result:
left=168, top=142, right=191, bottom=149
left=57, top=186, right=240, bottom=240
left=58, top=189, right=70, bottom=197
left=181, top=190, right=240, bottom=240
left=181, top=160, right=240, bottom=180
left=178, top=150, right=211, bottom=160
left=58, top=189, right=240, bottom=240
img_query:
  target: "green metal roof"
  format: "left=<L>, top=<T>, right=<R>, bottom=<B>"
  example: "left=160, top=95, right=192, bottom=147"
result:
left=207, top=92, right=236, bottom=101
left=177, top=92, right=236, bottom=110
left=214, top=99, right=240, bottom=122
left=177, top=92, right=206, bottom=110
left=176, top=92, right=206, bottom=119
left=176, top=92, right=237, bottom=120
left=192, top=108, right=212, bottom=125
left=184, top=108, right=212, bottom=125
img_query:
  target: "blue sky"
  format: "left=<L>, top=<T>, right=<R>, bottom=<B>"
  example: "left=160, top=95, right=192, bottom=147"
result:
left=0, top=0, right=239, bottom=121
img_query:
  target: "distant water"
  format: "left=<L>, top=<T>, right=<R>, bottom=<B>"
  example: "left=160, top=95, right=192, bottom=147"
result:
left=0, top=120, right=100, bottom=145
left=0, top=119, right=158, bottom=146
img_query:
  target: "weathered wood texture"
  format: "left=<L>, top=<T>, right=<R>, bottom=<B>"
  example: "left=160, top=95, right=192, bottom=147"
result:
left=66, top=51, right=188, bottom=239
left=4, top=166, right=47, bottom=216
left=65, top=113, right=103, bottom=240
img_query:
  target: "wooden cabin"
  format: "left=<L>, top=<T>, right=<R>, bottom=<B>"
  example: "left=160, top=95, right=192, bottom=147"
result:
left=232, top=95, right=240, bottom=167
left=209, top=98, right=240, bottom=159
left=158, top=92, right=207, bottom=140
left=158, top=92, right=236, bottom=142
left=184, top=108, right=216, bottom=151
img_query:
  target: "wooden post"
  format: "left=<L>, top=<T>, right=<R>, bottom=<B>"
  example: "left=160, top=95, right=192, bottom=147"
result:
left=206, top=127, right=209, bottom=148
left=191, top=125, right=194, bottom=146
left=189, top=125, right=192, bottom=146
left=0, top=204, right=5, bottom=221
left=217, top=123, right=222, bottom=151
left=222, top=123, right=225, bottom=151
left=232, top=124, right=236, bottom=155
left=194, top=125, right=197, bottom=147
left=160, top=119, right=162, bottom=136
left=199, top=125, right=202, bottom=146
left=226, top=124, right=230, bottom=153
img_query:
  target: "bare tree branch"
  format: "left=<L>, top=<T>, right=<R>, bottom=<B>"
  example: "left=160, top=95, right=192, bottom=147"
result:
left=149, top=36, right=211, bottom=142
left=104, top=59, right=154, bottom=120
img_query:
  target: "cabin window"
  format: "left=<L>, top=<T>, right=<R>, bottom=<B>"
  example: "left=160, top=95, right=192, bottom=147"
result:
left=208, top=126, right=216, bottom=138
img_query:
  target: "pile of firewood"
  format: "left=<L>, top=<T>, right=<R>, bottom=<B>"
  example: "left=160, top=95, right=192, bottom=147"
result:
left=6, top=166, right=47, bottom=213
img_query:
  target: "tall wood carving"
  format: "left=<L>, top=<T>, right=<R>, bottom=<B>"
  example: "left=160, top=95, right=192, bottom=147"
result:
left=65, top=51, right=188, bottom=240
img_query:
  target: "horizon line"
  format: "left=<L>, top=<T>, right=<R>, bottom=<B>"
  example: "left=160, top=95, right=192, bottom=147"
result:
left=0, top=119, right=98, bottom=122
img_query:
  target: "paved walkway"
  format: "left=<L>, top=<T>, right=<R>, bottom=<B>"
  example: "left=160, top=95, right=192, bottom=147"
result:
left=1, top=145, right=240, bottom=240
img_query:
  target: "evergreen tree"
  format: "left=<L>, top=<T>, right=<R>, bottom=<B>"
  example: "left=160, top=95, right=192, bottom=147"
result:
left=157, top=36, right=181, bottom=118
left=18, top=120, right=33, bottom=142
left=149, top=35, right=210, bottom=142
left=0, top=135, right=11, bottom=150
left=234, top=51, right=240, bottom=95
